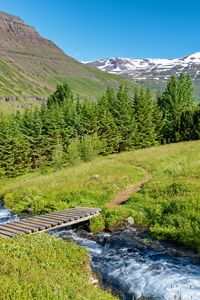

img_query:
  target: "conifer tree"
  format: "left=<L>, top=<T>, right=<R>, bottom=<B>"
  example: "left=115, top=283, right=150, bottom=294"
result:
left=134, top=88, right=157, bottom=148
left=159, top=73, right=194, bottom=142
left=0, top=119, right=30, bottom=176
left=111, top=85, right=136, bottom=151
left=47, top=83, right=73, bottom=107
left=96, top=93, right=120, bottom=153
left=76, top=97, right=97, bottom=136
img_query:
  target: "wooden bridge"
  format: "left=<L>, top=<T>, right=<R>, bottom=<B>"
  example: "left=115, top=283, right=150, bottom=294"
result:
left=0, top=207, right=101, bottom=238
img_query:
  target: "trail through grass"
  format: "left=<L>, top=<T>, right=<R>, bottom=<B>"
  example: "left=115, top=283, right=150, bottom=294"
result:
left=1, top=141, right=200, bottom=251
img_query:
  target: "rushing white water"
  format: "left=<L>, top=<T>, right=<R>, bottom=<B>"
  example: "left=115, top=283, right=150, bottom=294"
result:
left=0, top=204, right=19, bottom=224
left=1, top=205, right=200, bottom=300
left=54, top=228, right=200, bottom=300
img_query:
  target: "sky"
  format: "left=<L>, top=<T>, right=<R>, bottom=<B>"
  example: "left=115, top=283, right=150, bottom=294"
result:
left=0, top=0, right=200, bottom=61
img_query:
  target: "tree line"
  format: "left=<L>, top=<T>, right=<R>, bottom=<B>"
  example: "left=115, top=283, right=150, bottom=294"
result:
left=0, top=73, right=199, bottom=177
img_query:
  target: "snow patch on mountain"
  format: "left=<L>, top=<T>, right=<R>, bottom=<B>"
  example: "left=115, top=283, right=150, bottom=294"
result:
left=85, top=52, right=200, bottom=81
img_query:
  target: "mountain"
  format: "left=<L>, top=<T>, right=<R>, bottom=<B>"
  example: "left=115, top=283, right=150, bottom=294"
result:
left=86, top=53, right=200, bottom=98
left=0, top=12, right=136, bottom=98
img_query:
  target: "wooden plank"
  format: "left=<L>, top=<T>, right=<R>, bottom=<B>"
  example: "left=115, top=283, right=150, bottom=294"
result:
left=10, top=221, right=40, bottom=232
left=49, top=210, right=88, bottom=215
left=45, top=213, right=74, bottom=220
left=62, top=208, right=96, bottom=213
left=0, top=233, right=9, bottom=238
left=19, top=220, right=47, bottom=231
left=24, top=220, right=53, bottom=228
left=20, top=219, right=49, bottom=229
left=48, top=211, right=90, bottom=218
left=31, top=216, right=61, bottom=226
left=0, top=225, right=18, bottom=233
left=41, top=214, right=71, bottom=220
left=5, top=222, right=35, bottom=233
left=35, top=215, right=72, bottom=223
left=51, top=208, right=97, bottom=214
left=47, top=214, right=77, bottom=221
left=0, top=229, right=14, bottom=237
left=1, top=223, right=32, bottom=234
left=55, top=210, right=92, bottom=215
left=0, top=225, right=27, bottom=235
left=69, top=207, right=100, bottom=213
left=44, top=211, right=101, bottom=232
left=48, top=212, right=79, bottom=219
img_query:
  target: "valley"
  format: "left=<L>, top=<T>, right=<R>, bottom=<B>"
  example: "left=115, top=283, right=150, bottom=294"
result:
left=1, top=141, right=200, bottom=299
left=0, top=5, right=200, bottom=300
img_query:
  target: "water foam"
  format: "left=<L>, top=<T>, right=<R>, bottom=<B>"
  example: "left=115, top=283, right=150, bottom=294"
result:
left=0, top=204, right=19, bottom=224
left=58, top=228, right=200, bottom=300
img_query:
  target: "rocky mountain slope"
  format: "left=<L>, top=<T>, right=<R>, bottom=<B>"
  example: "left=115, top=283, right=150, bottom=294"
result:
left=0, top=12, right=136, bottom=98
left=86, top=53, right=200, bottom=98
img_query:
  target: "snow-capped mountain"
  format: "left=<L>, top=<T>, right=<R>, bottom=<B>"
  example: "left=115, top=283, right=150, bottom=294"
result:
left=85, top=52, right=200, bottom=82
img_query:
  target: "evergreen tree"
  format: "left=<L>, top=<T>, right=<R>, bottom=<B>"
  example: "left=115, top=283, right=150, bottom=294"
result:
left=76, top=97, right=97, bottom=136
left=96, top=92, right=120, bottom=153
left=51, top=138, right=64, bottom=170
left=134, top=89, right=157, bottom=148
left=47, top=83, right=73, bottom=107
left=179, top=109, right=195, bottom=141
left=0, top=119, right=30, bottom=176
left=111, top=85, right=136, bottom=151
left=159, top=73, right=194, bottom=142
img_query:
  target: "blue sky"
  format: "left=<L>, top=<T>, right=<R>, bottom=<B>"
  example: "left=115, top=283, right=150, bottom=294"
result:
left=0, top=0, right=200, bottom=60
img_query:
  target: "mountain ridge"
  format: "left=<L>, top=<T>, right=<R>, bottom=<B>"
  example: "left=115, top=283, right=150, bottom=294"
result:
left=0, top=11, right=137, bottom=99
left=86, top=52, right=200, bottom=97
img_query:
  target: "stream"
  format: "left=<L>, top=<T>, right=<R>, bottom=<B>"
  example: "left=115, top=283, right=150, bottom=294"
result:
left=0, top=204, right=19, bottom=224
left=52, top=227, right=200, bottom=300
left=1, top=207, right=200, bottom=300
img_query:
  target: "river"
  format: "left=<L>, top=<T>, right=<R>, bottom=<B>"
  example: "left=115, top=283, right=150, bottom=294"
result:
left=53, top=228, right=200, bottom=300
left=1, top=206, right=200, bottom=300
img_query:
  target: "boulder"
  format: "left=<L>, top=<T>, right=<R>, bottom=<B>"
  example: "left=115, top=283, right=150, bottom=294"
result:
left=21, top=208, right=33, bottom=215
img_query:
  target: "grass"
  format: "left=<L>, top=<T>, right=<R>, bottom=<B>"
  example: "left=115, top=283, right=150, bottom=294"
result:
left=0, top=158, right=144, bottom=214
left=1, top=141, right=200, bottom=251
left=0, top=99, right=41, bottom=115
left=0, top=55, right=138, bottom=104
left=1, top=141, right=200, bottom=299
left=0, top=234, right=117, bottom=300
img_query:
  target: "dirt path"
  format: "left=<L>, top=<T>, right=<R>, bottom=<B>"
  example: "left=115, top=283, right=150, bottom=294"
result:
left=107, top=168, right=151, bottom=209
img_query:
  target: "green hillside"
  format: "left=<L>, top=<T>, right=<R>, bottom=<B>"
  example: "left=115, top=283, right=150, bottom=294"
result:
left=1, top=141, right=200, bottom=252
left=0, top=12, right=137, bottom=101
left=0, top=56, right=137, bottom=98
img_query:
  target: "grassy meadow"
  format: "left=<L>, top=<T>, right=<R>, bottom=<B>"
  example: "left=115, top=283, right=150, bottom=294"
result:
left=0, top=140, right=200, bottom=299
left=1, top=140, right=200, bottom=251
left=0, top=234, right=116, bottom=300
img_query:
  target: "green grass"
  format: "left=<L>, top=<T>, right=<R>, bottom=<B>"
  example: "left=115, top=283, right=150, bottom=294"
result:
left=0, top=157, right=144, bottom=214
left=1, top=141, right=200, bottom=251
left=0, top=55, right=138, bottom=113
left=0, top=69, right=137, bottom=114
left=0, top=99, right=41, bottom=115
left=0, top=234, right=116, bottom=300
left=1, top=141, right=200, bottom=299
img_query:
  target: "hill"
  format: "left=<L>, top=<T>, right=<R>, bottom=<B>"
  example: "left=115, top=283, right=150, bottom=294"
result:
left=1, top=140, right=200, bottom=251
left=0, top=11, right=136, bottom=99
left=86, top=53, right=200, bottom=99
